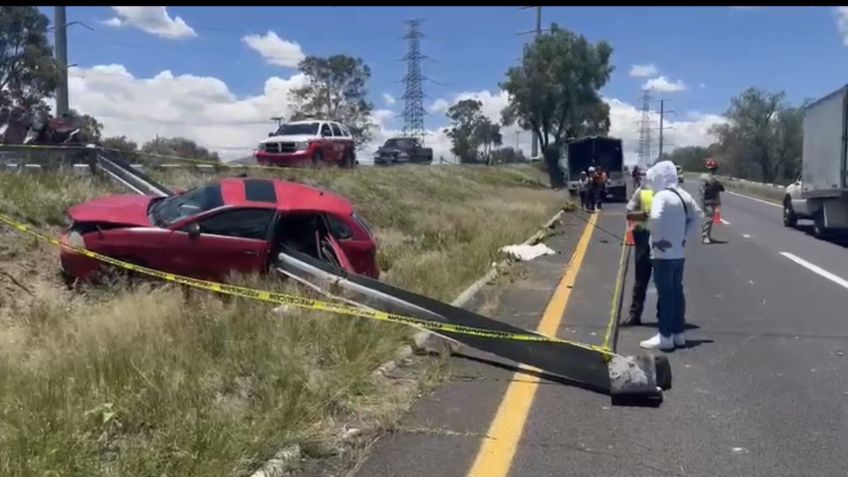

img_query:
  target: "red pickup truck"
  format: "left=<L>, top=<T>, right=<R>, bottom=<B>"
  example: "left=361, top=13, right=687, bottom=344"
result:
left=256, top=120, right=357, bottom=168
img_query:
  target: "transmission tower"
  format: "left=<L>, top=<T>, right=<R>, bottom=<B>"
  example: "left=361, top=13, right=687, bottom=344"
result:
left=637, top=89, right=654, bottom=169
left=401, top=19, right=427, bottom=140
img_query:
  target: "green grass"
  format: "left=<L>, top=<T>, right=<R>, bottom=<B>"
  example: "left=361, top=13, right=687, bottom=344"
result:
left=0, top=164, right=568, bottom=476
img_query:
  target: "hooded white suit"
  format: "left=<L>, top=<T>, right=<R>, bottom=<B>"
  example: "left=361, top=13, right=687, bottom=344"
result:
left=646, top=161, right=703, bottom=260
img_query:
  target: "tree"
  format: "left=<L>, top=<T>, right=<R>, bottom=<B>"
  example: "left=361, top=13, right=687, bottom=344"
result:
left=141, top=137, right=221, bottom=163
left=444, top=99, right=503, bottom=164
left=474, top=118, right=502, bottom=165
left=101, top=135, right=138, bottom=153
left=0, top=7, right=59, bottom=110
left=289, top=55, right=375, bottom=146
left=445, top=99, right=485, bottom=163
left=710, top=87, right=805, bottom=184
left=501, top=23, right=613, bottom=187
left=658, top=145, right=719, bottom=173
left=490, top=146, right=527, bottom=165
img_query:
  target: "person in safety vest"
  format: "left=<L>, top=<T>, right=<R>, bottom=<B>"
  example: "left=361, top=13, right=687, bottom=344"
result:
left=699, top=158, right=725, bottom=244
left=621, top=177, right=654, bottom=327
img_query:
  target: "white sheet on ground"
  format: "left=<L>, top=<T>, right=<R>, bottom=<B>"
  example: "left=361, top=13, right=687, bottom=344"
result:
left=500, top=243, right=555, bottom=261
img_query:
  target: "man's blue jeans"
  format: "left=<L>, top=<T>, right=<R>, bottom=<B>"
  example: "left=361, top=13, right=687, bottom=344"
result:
left=652, top=258, right=686, bottom=337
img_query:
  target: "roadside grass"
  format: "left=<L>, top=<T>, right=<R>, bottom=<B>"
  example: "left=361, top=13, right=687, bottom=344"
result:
left=0, top=165, right=568, bottom=476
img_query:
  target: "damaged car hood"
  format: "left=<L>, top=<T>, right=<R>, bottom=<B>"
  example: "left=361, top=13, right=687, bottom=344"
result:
left=67, top=194, right=155, bottom=227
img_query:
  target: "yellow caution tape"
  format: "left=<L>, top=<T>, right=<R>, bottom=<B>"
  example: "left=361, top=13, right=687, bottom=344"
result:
left=0, top=212, right=614, bottom=356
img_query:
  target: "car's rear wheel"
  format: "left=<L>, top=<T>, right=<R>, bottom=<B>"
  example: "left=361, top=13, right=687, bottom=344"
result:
left=312, top=150, right=323, bottom=168
left=783, top=197, right=797, bottom=228
left=343, top=149, right=355, bottom=168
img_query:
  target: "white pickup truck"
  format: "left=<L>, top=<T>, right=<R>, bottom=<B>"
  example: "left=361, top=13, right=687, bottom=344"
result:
left=782, top=84, right=848, bottom=238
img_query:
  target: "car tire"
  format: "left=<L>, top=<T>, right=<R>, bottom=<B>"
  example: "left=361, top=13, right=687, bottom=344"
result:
left=783, top=198, right=798, bottom=228
left=312, top=150, right=323, bottom=168
left=343, top=149, right=355, bottom=168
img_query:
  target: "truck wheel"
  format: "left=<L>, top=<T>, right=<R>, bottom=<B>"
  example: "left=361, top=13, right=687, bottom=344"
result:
left=312, top=150, right=323, bottom=168
left=813, top=209, right=828, bottom=238
left=783, top=198, right=798, bottom=228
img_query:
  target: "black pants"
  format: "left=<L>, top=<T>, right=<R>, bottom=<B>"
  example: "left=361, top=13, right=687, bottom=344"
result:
left=628, top=228, right=652, bottom=321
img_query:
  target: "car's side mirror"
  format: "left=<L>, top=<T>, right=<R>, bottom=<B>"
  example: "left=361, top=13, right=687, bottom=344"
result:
left=186, top=222, right=201, bottom=238
left=268, top=132, right=274, bottom=137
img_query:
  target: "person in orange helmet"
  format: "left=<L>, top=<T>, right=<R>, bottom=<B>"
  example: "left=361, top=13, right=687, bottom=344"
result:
left=699, top=158, right=725, bottom=244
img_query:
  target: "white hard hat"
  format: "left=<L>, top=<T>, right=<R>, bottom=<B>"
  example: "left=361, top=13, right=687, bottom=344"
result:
left=588, top=166, right=596, bottom=172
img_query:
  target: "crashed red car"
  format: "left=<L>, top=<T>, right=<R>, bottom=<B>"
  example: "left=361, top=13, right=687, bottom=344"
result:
left=60, top=177, right=379, bottom=284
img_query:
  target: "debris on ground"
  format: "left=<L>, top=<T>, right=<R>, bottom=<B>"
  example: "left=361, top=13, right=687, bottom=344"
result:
left=500, top=243, right=556, bottom=262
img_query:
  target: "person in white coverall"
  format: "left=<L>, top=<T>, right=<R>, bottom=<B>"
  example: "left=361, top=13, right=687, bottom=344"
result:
left=639, top=160, right=704, bottom=351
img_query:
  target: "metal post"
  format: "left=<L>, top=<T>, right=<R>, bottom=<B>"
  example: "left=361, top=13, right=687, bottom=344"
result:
left=531, top=6, right=541, bottom=159
left=54, top=6, right=69, bottom=116
left=658, top=99, right=664, bottom=161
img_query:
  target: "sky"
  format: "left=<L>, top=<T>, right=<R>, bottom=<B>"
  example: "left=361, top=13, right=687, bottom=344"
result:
left=36, top=6, right=848, bottom=164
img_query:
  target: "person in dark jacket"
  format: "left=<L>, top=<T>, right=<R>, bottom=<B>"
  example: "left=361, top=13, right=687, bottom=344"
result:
left=699, top=158, right=725, bottom=244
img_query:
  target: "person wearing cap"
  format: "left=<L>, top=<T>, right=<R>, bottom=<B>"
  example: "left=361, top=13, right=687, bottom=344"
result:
left=577, top=170, right=591, bottom=211
left=639, top=160, right=703, bottom=351
left=586, top=166, right=599, bottom=212
left=699, top=158, right=725, bottom=244
left=621, top=175, right=654, bottom=327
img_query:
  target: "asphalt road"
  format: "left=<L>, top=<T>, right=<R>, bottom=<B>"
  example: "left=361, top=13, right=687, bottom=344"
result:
left=355, top=187, right=848, bottom=477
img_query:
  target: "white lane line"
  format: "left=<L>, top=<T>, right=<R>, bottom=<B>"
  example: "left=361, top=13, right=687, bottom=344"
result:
left=743, top=234, right=751, bottom=238
left=780, top=252, right=848, bottom=290
left=727, top=191, right=781, bottom=208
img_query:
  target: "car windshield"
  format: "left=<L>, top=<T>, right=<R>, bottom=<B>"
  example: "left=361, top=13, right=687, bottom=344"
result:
left=385, top=138, right=414, bottom=148
left=149, top=184, right=224, bottom=227
left=274, top=122, right=319, bottom=136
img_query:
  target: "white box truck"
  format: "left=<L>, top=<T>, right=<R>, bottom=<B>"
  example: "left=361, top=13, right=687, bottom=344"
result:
left=783, top=84, right=848, bottom=237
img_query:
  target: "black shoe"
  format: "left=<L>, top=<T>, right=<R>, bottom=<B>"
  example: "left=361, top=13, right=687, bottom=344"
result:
left=620, top=315, right=641, bottom=327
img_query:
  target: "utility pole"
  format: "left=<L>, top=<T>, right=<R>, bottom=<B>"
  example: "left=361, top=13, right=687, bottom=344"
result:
left=515, top=130, right=520, bottom=150
left=637, top=89, right=653, bottom=169
left=55, top=6, right=69, bottom=117
left=532, top=6, right=541, bottom=159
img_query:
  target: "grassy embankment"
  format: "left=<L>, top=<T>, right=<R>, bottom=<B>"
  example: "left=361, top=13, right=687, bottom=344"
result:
left=0, top=164, right=568, bottom=476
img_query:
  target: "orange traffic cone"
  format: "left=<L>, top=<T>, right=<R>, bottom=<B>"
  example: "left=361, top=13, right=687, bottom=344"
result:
left=713, top=206, right=722, bottom=224
left=625, top=220, right=636, bottom=246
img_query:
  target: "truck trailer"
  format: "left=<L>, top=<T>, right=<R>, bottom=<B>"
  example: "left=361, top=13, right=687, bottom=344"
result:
left=783, top=84, right=848, bottom=237
left=564, top=136, right=627, bottom=202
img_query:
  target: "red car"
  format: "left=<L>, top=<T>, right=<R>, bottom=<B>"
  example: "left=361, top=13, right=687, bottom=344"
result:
left=255, top=120, right=357, bottom=168
left=60, top=177, right=379, bottom=284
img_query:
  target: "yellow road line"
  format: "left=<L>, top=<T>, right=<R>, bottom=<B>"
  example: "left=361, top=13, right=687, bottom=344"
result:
left=465, top=212, right=598, bottom=477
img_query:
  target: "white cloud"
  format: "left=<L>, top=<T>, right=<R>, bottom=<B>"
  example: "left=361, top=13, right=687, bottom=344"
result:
left=629, top=64, right=659, bottom=78
left=604, top=96, right=726, bottom=164
left=104, top=7, right=196, bottom=40
left=382, top=93, right=397, bottom=106
left=242, top=31, right=305, bottom=68
left=699, top=82, right=706, bottom=89
left=835, top=7, right=848, bottom=46
left=643, top=75, right=687, bottom=93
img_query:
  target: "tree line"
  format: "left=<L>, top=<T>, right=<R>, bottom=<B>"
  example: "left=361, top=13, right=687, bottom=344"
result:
left=660, top=87, right=807, bottom=185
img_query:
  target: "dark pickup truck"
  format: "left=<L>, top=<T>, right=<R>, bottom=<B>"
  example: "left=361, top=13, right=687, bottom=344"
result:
left=374, top=137, right=433, bottom=165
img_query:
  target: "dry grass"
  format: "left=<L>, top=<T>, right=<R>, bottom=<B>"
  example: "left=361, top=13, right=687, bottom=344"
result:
left=0, top=164, right=569, bottom=476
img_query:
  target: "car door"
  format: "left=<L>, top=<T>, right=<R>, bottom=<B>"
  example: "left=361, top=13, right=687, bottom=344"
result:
left=330, top=122, right=347, bottom=163
left=319, top=122, right=337, bottom=162
left=165, top=208, right=275, bottom=281
left=324, top=212, right=374, bottom=276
